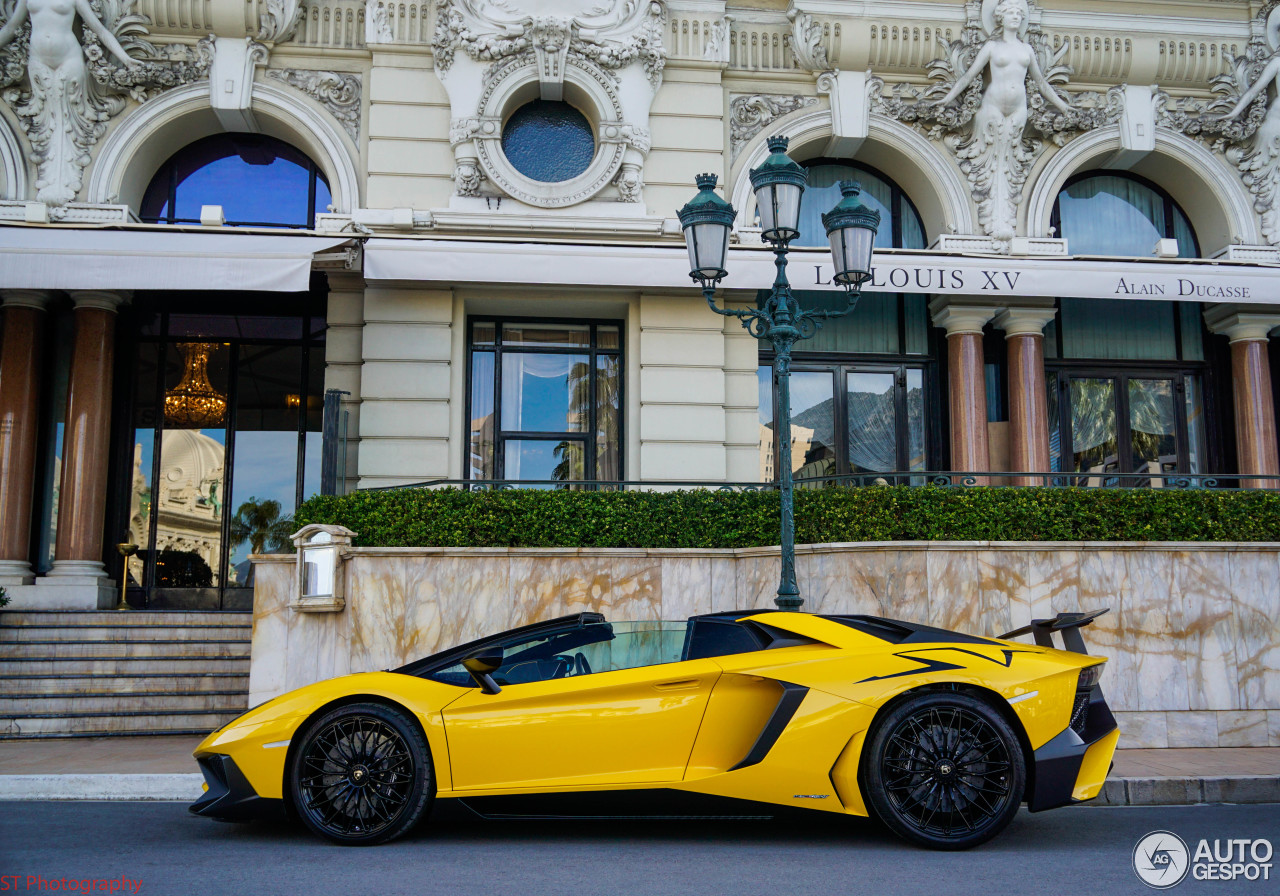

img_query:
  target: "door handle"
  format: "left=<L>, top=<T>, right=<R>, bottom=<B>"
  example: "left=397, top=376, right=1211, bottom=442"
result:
left=654, top=679, right=700, bottom=691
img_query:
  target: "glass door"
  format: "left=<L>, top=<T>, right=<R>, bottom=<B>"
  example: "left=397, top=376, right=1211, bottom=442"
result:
left=1053, top=370, right=1203, bottom=486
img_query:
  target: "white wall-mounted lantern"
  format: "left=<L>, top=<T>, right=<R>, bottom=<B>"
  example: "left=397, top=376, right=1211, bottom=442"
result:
left=290, top=524, right=357, bottom=613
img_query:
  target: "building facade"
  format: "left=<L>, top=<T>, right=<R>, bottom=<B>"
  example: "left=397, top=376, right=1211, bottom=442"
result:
left=1, top=0, right=1280, bottom=614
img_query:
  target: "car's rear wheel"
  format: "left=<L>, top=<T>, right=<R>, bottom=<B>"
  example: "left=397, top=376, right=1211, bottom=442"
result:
left=289, top=702, right=432, bottom=845
left=864, top=691, right=1025, bottom=850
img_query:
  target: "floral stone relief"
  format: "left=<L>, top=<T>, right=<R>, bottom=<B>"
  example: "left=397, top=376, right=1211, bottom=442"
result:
left=267, top=68, right=361, bottom=142
left=432, top=0, right=666, bottom=207
left=0, top=0, right=212, bottom=210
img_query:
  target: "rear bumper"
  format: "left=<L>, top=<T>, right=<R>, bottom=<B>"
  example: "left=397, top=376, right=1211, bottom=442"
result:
left=1027, top=685, right=1119, bottom=812
left=189, top=753, right=285, bottom=822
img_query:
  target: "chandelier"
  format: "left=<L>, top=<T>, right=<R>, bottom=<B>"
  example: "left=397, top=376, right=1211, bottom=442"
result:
left=164, top=343, right=227, bottom=428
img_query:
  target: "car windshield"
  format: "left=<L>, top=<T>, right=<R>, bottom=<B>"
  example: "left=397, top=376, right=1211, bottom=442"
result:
left=427, top=621, right=688, bottom=687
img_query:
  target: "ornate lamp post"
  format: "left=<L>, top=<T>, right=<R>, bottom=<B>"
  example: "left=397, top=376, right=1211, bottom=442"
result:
left=677, top=136, right=880, bottom=610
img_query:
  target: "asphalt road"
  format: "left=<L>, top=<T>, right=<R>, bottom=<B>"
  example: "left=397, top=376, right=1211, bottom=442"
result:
left=1, top=802, right=1277, bottom=896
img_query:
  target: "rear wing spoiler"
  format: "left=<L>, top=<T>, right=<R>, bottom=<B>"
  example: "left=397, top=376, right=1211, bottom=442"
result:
left=998, top=609, right=1109, bottom=655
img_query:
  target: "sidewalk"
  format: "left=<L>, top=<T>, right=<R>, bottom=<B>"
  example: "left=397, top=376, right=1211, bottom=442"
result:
left=0, top=737, right=1277, bottom=805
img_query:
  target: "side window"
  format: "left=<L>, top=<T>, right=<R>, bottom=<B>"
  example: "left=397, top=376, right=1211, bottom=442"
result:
left=573, top=623, right=687, bottom=675
left=428, top=624, right=617, bottom=687
left=684, top=620, right=767, bottom=660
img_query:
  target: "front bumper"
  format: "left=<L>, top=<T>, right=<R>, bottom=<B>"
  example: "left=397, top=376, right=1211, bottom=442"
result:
left=1027, top=684, right=1120, bottom=812
left=189, top=754, right=286, bottom=822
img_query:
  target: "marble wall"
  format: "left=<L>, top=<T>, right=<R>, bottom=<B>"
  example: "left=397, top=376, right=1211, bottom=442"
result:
left=249, top=542, right=1280, bottom=748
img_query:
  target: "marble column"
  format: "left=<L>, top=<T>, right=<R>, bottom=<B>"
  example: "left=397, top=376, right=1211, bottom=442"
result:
left=931, top=301, right=997, bottom=479
left=36, top=291, right=129, bottom=608
left=1204, top=307, right=1280, bottom=488
left=994, top=304, right=1057, bottom=486
left=0, top=291, right=52, bottom=585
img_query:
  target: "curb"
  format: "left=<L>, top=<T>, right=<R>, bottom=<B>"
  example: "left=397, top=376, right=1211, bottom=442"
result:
left=1096, top=776, right=1280, bottom=807
left=1, top=773, right=1277, bottom=805
left=0, top=774, right=203, bottom=801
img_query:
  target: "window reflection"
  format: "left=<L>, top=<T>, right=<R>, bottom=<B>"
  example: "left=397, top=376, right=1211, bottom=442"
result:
left=140, top=134, right=331, bottom=229
left=468, top=320, right=622, bottom=484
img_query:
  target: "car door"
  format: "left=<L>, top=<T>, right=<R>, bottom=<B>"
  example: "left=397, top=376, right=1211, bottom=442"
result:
left=441, top=623, right=720, bottom=791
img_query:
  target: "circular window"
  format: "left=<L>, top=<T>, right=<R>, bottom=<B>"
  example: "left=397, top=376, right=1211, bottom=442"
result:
left=501, top=100, right=595, bottom=183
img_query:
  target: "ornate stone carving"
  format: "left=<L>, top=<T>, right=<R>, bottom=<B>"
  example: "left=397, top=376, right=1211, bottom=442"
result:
left=614, top=161, right=642, bottom=202
left=267, top=69, right=361, bottom=141
left=729, top=94, right=818, bottom=161
left=365, top=1, right=394, bottom=45
left=434, top=2, right=666, bottom=208
left=787, top=11, right=828, bottom=72
left=1152, top=4, right=1280, bottom=245
left=873, top=0, right=1114, bottom=251
left=432, top=1, right=667, bottom=87
left=453, top=157, right=483, bottom=196
left=0, top=0, right=211, bottom=209
left=258, top=0, right=304, bottom=43
left=703, top=16, right=728, bottom=64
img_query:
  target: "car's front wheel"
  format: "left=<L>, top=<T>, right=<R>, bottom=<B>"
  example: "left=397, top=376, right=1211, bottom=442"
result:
left=863, top=691, right=1026, bottom=850
left=289, top=702, right=433, bottom=845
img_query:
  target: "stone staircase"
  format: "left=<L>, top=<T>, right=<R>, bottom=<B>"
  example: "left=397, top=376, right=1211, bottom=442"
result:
left=0, top=610, right=252, bottom=739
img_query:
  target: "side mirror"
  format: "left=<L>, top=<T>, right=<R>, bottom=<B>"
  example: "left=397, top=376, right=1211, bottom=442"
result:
left=463, top=647, right=504, bottom=695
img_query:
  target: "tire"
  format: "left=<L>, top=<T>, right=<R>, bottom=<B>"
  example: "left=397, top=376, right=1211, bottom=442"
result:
left=863, top=691, right=1026, bottom=850
left=289, top=702, right=433, bottom=845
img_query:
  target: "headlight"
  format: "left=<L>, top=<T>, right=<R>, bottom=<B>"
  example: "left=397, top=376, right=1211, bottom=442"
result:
left=1077, top=662, right=1105, bottom=690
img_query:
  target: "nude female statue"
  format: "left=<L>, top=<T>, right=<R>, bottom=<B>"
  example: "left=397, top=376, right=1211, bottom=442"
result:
left=935, top=0, right=1069, bottom=243
left=1217, top=8, right=1280, bottom=244
left=0, top=0, right=137, bottom=204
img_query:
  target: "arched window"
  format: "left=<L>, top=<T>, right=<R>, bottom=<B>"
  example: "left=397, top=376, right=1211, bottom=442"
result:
left=1052, top=172, right=1199, bottom=257
left=795, top=161, right=926, bottom=250
left=140, top=134, right=332, bottom=228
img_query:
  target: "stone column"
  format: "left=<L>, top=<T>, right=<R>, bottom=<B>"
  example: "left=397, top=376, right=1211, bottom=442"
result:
left=994, top=304, right=1058, bottom=486
left=0, top=290, right=52, bottom=585
left=36, top=291, right=129, bottom=608
left=931, top=301, right=997, bottom=479
left=1204, top=306, right=1280, bottom=488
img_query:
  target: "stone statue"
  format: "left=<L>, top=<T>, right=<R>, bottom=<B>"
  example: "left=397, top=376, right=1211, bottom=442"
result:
left=1219, top=8, right=1280, bottom=245
left=935, top=0, right=1069, bottom=244
left=0, top=0, right=137, bottom=205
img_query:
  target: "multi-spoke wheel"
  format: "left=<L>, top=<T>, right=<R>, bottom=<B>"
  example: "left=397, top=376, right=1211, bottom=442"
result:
left=289, top=703, right=432, bottom=845
left=863, top=692, right=1025, bottom=850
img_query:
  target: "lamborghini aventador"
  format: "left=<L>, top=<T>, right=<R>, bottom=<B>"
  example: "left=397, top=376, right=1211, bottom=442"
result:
left=190, top=608, right=1118, bottom=850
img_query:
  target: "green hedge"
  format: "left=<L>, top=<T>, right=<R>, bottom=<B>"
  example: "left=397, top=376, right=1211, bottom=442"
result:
left=291, top=486, right=1280, bottom=548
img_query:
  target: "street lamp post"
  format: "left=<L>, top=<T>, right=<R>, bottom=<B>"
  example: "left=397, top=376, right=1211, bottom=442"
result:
left=677, top=136, right=880, bottom=611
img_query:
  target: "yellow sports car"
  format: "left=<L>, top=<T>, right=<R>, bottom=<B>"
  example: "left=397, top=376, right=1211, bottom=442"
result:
left=190, top=608, right=1118, bottom=850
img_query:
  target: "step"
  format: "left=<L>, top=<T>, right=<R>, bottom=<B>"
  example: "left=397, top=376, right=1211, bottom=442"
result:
left=0, top=656, right=251, bottom=677
left=0, top=624, right=252, bottom=642
left=0, top=692, right=249, bottom=715
left=0, top=611, right=252, bottom=627
left=0, top=710, right=241, bottom=739
left=0, top=673, right=248, bottom=695
left=0, top=640, right=250, bottom=659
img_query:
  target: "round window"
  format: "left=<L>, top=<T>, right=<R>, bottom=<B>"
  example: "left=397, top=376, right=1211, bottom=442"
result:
left=501, top=100, right=595, bottom=183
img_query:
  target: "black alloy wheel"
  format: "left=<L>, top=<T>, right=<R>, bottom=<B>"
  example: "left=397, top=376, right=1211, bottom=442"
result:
left=290, top=702, right=432, bottom=845
left=863, top=691, right=1026, bottom=850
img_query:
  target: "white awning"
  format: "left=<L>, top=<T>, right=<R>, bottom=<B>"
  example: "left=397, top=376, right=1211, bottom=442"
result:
left=0, top=227, right=352, bottom=292
left=364, top=238, right=1280, bottom=304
